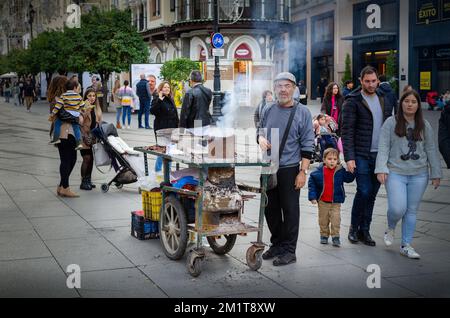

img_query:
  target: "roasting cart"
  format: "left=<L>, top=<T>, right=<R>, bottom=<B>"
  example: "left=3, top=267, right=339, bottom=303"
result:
left=134, top=146, right=269, bottom=277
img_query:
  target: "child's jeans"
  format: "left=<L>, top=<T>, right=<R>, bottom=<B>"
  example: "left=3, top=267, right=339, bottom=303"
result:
left=53, top=118, right=82, bottom=145
left=122, top=106, right=132, bottom=126
left=318, top=201, right=341, bottom=238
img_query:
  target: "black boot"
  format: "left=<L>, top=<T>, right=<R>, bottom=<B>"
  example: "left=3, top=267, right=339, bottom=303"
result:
left=87, top=177, right=96, bottom=189
left=361, top=231, right=376, bottom=247
left=80, top=177, right=92, bottom=190
left=348, top=226, right=359, bottom=244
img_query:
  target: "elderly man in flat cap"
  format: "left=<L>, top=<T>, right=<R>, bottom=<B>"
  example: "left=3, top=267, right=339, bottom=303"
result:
left=257, top=72, right=315, bottom=266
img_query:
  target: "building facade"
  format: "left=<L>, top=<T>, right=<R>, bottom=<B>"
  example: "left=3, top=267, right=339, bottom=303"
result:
left=129, top=0, right=292, bottom=107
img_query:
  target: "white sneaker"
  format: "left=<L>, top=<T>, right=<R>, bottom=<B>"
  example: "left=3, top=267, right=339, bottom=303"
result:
left=400, top=244, right=420, bottom=259
left=384, top=228, right=395, bottom=247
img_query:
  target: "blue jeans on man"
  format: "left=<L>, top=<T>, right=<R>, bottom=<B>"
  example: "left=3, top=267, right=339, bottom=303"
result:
left=138, top=99, right=151, bottom=129
left=350, top=153, right=381, bottom=243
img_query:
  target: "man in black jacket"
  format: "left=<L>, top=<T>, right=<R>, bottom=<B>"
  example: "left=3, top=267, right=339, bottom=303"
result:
left=377, top=75, right=398, bottom=114
left=439, top=103, right=450, bottom=168
left=341, top=66, right=394, bottom=246
left=136, top=74, right=152, bottom=129
left=179, top=71, right=213, bottom=128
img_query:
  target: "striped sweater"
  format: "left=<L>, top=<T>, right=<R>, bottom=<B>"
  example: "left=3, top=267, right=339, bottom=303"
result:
left=52, top=90, right=86, bottom=115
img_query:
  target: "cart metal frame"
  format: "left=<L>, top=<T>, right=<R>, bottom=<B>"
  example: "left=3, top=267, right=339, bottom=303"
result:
left=135, top=147, right=269, bottom=277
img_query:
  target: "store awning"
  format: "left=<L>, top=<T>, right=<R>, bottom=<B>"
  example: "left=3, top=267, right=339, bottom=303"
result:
left=0, top=72, right=18, bottom=79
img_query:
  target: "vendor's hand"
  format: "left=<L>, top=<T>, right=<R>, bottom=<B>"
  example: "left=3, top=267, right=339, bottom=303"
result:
left=295, top=171, right=306, bottom=190
left=311, top=200, right=318, bottom=205
left=346, top=160, right=356, bottom=174
left=377, top=173, right=388, bottom=185
left=432, top=179, right=440, bottom=189
left=258, top=136, right=271, bottom=152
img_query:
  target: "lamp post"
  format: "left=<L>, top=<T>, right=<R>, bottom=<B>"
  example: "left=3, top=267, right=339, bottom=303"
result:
left=212, top=0, right=222, bottom=123
left=28, top=3, right=35, bottom=40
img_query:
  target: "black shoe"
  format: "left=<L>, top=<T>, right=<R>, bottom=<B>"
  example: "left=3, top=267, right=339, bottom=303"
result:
left=361, top=231, right=376, bottom=247
left=332, top=237, right=341, bottom=247
left=348, top=230, right=359, bottom=244
left=145, top=126, right=151, bottom=129
left=320, top=236, right=329, bottom=244
left=138, top=125, right=144, bottom=129
left=262, top=246, right=283, bottom=260
left=273, top=253, right=297, bottom=266
left=357, top=230, right=365, bottom=241
left=80, top=178, right=92, bottom=190
left=87, top=177, right=96, bottom=189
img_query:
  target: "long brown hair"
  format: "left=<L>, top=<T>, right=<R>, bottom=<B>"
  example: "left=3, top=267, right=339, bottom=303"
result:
left=83, top=88, right=103, bottom=122
left=158, top=81, right=173, bottom=98
left=47, top=75, right=68, bottom=104
left=324, top=82, right=342, bottom=101
left=395, top=89, right=425, bottom=141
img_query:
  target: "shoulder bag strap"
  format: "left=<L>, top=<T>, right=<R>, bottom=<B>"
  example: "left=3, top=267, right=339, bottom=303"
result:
left=278, top=103, right=298, bottom=160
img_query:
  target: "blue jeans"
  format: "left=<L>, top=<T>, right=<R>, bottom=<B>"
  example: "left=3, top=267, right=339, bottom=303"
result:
left=351, top=153, right=381, bottom=232
left=138, top=99, right=151, bottom=128
left=122, top=106, right=132, bottom=126
left=116, top=107, right=122, bottom=124
left=385, top=172, right=429, bottom=245
left=53, top=118, right=82, bottom=144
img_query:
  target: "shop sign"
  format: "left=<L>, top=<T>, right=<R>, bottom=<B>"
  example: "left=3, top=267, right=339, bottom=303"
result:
left=420, top=72, right=431, bottom=90
left=366, top=4, right=381, bottom=29
left=417, top=0, right=440, bottom=24
left=443, top=0, right=450, bottom=20
left=436, top=48, right=450, bottom=57
left=234, top=43, right=252, bottom=59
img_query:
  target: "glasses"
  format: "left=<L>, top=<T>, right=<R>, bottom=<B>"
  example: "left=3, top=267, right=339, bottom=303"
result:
left=401, top=128, right=420, bottom=161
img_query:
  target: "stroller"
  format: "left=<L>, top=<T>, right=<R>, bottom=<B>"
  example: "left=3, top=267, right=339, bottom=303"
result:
left=92, top=122, right=142, bottom=193
left=311, top=114, right=340, bottom=163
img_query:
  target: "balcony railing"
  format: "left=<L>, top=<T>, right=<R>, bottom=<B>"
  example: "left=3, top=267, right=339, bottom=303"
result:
left=176, top=0, right=290, bottom=23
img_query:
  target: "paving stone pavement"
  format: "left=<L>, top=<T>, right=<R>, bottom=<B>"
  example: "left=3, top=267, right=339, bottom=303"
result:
left=0, top=98, right=449, bottom=298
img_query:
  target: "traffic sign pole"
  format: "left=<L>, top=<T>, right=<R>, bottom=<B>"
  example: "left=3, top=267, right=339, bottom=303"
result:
left=212, top=0, right=222, bottom=123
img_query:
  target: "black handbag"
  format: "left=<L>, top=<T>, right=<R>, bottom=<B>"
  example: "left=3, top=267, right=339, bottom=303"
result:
left=266, top=103, right=298, bottom=190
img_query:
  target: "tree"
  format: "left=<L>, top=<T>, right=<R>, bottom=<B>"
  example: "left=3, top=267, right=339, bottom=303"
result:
left=341, top=53, right=352, bottom=87
left=160, top=58, right=201, bottom=88
left=386, top=50, right=398, bottom=92
left=66, top=8, right=148, bottom=111
left=5, top=48, right=34, bottom=77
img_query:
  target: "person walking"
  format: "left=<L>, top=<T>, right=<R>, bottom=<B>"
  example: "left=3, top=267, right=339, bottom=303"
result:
left=112, top=79, right=122, bottom=129
left=342, top=81, right=354, bottom=97
left=439, top=100, right=450, bottom=169
left=179, top=71, right=213, bottom=128
left=48, top=76, right=79, bottom=198
left=254, top=90, right=273, bottom=128
left=317, top=77, right=328, bottom=103
left=378, top=75, right=398, bottom=115
left=257, top=72, right=315, bottom=266
left=3, top=81, right=11, bottom=103
left=375, top=89, right=441, bottom=259
left=136, top=74, right=152, bottom=129
left=18, top=77, right=25, bottom=106
left=321, top=82, right=344, bottom=135
left=23, top=78, right=36, bottom=112
left=308, top=148, right=355, bottom=247
left=150, top=81, right=179, bottom=172
left=118, top=80, right=135, bottom=129
left=79, top=88, right=103, bottom=190
left=298, top=80, right=308, bottom=105
left=341, top=66, right=395, bottom=246
left=12, top=82, right=20, bottom=106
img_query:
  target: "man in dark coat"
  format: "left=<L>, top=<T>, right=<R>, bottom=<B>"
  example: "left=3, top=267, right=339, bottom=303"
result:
left=439, top=103, right=450, bottom=168
left=179, top=71, right=213, bottom=128
left=341, top=66, right=394, bottom=247
left=136, top=74, right=152, bottom=129
left=377, top=75, right=398, bottom=114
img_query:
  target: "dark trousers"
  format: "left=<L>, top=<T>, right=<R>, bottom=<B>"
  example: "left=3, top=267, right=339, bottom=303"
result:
left=351, top=153, right=381, bottom=232
left=138, top=99, right=151, bottom=128
left=57, top=135, right=77, bottom=188
left=264, top=165, right=300, bottom=254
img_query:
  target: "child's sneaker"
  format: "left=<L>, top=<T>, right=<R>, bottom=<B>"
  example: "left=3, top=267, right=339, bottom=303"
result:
left=400, top=244, right=420, bottom=259
left=320, top=236, right=329, bottom=244
left=332, top=237, right=341, bottom=247
left=384, top=228, right=395, bottom=247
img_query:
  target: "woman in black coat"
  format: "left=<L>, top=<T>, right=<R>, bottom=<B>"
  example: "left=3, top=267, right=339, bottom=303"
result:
left=150, top=81, right=179, bottom=172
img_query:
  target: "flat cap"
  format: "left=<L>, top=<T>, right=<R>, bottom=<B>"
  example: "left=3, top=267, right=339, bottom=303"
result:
left=274, top=72, right=296, bottom=84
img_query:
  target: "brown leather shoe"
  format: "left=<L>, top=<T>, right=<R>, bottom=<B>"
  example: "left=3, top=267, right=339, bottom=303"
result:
left=59, top=187, right=80, bottom=198
left=56, top=186, right=62, bottom=196
left=116, top=122, right=122, bottom=129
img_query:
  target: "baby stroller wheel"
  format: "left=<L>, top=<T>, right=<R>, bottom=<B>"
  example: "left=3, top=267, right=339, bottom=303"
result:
left=101, top=183, right=109, bottom=193
left=115, top=183, right=123, bottom=190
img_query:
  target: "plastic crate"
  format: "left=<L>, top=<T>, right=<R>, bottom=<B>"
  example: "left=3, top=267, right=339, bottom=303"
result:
left=131, top=211, right=159, bottom=240
left=142, top=188, right=162, bottom=221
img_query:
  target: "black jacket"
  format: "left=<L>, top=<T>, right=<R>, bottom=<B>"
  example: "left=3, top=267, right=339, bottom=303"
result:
left=341, top=89, right=394, bottom=162
left=150, top=95, right=179, bottom=132
left=439, top=104, right=450, bottom=168
left=136, top=79, right=151, bottom=101
left=377, top=82, right=398, bottom=114
left=179, top=84, right=213, bottom=128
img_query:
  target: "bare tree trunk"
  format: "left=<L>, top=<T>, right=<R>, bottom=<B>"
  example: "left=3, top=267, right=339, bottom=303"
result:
left=99, top=72, right=110, bottom=113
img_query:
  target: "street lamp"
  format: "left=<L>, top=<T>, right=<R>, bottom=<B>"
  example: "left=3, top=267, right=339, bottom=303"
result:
left=28, top=3, right=35, bottom=40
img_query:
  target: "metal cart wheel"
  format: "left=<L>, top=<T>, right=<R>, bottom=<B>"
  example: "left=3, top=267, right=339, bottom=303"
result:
left=246, top=245, right=263, bottom=271
left=101, top=183, right=109, bottom=193
left=187, top=249, right=205, bottom=277
left=115, top=183, right=123, bottom=190
left=207, top=234, right=237, bottom=255
left=160, top=195, right=188, bottom=260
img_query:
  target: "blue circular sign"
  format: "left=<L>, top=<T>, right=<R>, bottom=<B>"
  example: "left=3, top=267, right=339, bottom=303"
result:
left=212, top=33, right=225, bottom=49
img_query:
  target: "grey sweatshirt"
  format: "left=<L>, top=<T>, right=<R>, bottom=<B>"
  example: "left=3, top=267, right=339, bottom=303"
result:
left=259, top=103, right=315, bottom=167
left=375, top=117, right=442, bottom=179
